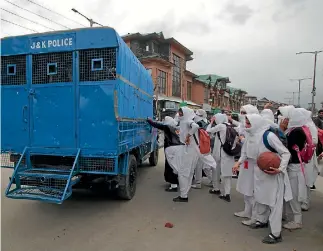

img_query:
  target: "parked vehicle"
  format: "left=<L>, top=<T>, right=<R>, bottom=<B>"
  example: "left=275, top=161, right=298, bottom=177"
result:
left=1, top=27, right=159, bottom=204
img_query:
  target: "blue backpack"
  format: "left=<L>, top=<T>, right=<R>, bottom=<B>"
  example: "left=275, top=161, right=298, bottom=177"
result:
left=263, top=127, right=287, bottom=153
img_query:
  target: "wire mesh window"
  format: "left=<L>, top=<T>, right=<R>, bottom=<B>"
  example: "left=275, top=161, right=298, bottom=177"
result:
left=157, top=69, right=167, bottom=95
left=32, top=52, right=73, bottom=84
left=79, top=48, right=117, bottom=81
left=1, top=55, right=26, bottom=85
left=172, top=54, right=181, bottom=97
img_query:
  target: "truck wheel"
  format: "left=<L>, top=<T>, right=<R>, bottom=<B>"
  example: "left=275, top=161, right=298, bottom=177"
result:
left=117, top=155, right=137, bottom=200
left=149, top=149, right=159, bottom=166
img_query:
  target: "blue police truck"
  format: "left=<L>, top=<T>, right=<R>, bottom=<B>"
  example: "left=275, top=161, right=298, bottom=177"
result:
left=1, top=27, right=159, bottom=204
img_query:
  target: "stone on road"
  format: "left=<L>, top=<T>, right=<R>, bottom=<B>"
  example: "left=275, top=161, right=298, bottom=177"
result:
left=2, top=152, right=323, bottom=251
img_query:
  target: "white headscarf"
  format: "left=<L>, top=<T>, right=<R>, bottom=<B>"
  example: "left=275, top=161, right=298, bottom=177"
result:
left=239, top=104, right=259, bottom=134
left=244, top=114, right=270, bottom=159
left=297, top=108, right=318, bottom=144
left=278, top=105, right=295, bottom=119
left=241, top=104, right=259, bottom=114
left=194, top=109, right=207, bottom=123
left=260, top=109, right=279, bottom=129
left=285, top=108, right=308, bottom=134
left=213, top=113, right=228, bottom=124
left=179, top=107, right=196, bottom=142
left=164, top=116, right=177, bottom=128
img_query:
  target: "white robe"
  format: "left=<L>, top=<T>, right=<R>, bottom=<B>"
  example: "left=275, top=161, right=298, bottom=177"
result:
left=206, top=123, right=235, bottom=177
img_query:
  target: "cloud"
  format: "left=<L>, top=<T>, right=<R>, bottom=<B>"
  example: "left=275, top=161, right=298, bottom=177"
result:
left=223, top=1, right=255, bottom=25
left=137, top=11, right=212, bottom=37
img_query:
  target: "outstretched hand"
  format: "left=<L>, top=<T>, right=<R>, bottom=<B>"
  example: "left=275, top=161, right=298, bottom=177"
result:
left=264, top=167, right=281, bottom=175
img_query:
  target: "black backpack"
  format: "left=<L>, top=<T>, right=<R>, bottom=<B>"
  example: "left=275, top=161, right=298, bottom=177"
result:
left=217, top=124, right=241, bottom=156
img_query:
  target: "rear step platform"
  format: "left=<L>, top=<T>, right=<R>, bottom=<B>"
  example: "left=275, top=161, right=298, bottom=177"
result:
left=5, top=147, right=81, bottom=204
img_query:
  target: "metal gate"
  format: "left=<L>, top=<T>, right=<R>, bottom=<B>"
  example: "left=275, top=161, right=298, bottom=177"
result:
left=30, top=52, right=76, bottom=148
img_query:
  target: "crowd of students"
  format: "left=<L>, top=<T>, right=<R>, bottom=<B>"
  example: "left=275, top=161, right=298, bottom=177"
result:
left=147, top=105, right=323, bottom=244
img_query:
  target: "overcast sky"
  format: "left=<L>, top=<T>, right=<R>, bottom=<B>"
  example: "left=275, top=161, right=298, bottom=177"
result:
left=1, top=0, right=322, bottom=108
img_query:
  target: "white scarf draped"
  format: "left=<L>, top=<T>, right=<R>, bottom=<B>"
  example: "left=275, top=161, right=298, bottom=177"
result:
left=244, top=114, right=270, bottom=159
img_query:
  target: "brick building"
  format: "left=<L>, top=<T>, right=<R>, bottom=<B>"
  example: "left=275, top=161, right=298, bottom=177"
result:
left=122, top=32, right=247, bottom=117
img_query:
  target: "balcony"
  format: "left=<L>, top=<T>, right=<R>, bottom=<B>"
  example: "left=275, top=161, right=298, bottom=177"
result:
left=135, top=49, right=170, bottom=62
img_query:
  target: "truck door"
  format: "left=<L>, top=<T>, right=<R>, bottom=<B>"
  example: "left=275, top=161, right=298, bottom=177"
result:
left=1, top=55, right=30, bottom=152
left=30, top=51, right=76, bottom=148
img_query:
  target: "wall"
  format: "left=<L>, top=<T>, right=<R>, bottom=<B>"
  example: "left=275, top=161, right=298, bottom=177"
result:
left=191, top=80, right=205, bottom=105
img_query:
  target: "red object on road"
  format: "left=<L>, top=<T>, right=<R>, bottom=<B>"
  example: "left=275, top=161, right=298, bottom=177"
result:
left=164, top=222, right=174, bottom=228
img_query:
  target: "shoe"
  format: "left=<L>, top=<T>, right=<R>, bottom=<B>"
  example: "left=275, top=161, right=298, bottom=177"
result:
left=301, top=204, right=309, bottom=211
left=209, top=189, right=221, bottom=195
left=242, top=219, right=256, bottom=226
left=191, top=183, right=202, bottom=189
left=165, top=187, right=178, bottom=192
left=173, top=196, right=188, bottom=202
left=310, top=185, right=316, bottom=190
left=283, top=221, right=302, bottom=230
left=219, top=194, right=231, bottom=202
left=262, top=233, right=282, bottom=244
left=250, top=221, right=269, bottom=229
left=234, top=211, right=250, bottom=218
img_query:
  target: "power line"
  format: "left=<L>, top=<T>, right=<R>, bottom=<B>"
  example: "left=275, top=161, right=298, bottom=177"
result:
left=24, top=0, right=86, bottom=27
left=4, top=0, right=71, bottom=29
left=1, top=8, right=55, bottom=31
left=1, top=18, right=38, bottom=32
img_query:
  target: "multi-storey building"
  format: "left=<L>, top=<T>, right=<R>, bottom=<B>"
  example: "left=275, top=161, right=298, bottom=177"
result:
left=122, top=32, right=247, bottom=117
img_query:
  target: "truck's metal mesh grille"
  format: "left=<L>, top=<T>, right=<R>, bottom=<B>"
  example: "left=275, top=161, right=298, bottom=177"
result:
left=1, top=55, right=26, bottom=85
left=79, top=157, right=115, bottom=172
left=79, top=48, right=117, bottom=81
left=32, top=52, right=73, bottom=84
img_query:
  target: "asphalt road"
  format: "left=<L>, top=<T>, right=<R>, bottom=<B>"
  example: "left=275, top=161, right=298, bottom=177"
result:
left=1, top=151, right=323, bottom=251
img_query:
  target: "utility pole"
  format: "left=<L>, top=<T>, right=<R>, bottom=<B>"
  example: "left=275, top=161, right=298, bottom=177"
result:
left=290, top=77, right=312, bottom=107
left=71, top=8, right=104, bottom=27
left=284, top=97, right=293, bottom=105
left=286, top=91, right=297, bottom=105
left=296, top=50, right=323, bottom=115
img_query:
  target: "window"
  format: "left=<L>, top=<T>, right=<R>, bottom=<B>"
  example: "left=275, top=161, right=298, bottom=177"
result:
left=7, top=64, right=16, bottom=75
left=204, top=86, right=209, bottom=104
left=172, top=54, right=181, bottom=97
left=145, top=44, right=149, bottom=51
left=187, top=81, right=192, bottom=100
left=91, top=58, right=103, bottom=71
left=47, top=63, right=57, bottom=75
left=157, top=70, right=167, bottom=95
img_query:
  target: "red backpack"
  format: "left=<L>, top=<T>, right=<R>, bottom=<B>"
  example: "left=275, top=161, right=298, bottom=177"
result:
left=193, top=128, right=211, bottom=154
left=289, top=125, right=315, bottom=174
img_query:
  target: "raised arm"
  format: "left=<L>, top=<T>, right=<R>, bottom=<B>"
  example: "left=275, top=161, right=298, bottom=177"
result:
left=206, top=123, right=225, bottom=135
left=147, top=119, right=167, bottom=131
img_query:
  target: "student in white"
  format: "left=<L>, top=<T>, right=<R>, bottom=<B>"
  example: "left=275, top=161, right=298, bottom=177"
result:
left=298, top=108, right=319, bottom=211
left=207, top=113, right=235, bottom=202
left=173, top=107, right=199, bottom=202
left=231, top=104, right=259, bottom=220
left=241, top=114, right=292, bottom=244
left=192, top=109, right=216, bottom=189
left=282, top=108, right=308, bottom=230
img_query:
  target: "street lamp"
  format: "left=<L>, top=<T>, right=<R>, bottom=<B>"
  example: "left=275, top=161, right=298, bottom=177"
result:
left=296, top=50, right=323, bottom=114
left=71, top=8, right=103, bottom=27
left=289, top=77, right=312, bottom=107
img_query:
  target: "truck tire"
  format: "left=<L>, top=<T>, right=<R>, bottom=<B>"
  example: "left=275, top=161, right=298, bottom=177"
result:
left=149, top=149, right=159, bottom=166
left=117, top=155, right=137, bottom=200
